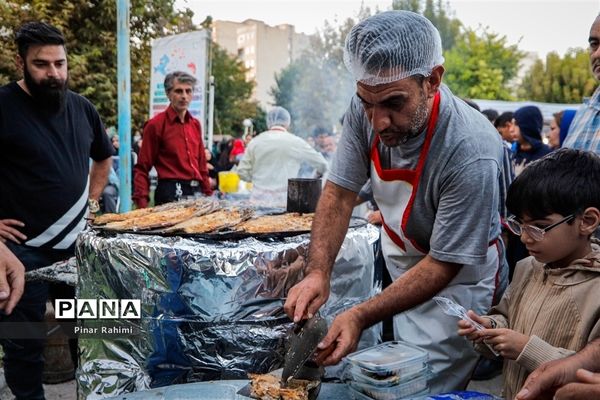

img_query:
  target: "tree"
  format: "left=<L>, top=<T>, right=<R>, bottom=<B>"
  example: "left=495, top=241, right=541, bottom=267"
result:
left=444, top=28, right=524, bottom=100
left=519, top=49, right=596, bottom=103
left=271, top=62, right=302, bottom=116
left=393, top=0, right=461, bottom=51
left=269, top=10, right=369, bottom=136
left=0, top=0, right=195, bottom=130
left=210, top=44, right=264, bottom=137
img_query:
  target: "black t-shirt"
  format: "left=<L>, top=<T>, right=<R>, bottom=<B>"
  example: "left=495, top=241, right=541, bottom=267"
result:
left=0, top=82, right=113, bottom=250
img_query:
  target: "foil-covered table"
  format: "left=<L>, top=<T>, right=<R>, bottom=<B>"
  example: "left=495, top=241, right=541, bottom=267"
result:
left=76, top=225, right=380, bottom=399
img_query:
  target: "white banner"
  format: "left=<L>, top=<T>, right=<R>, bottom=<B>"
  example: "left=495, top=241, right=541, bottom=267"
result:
left=150, top=30, right=209, bottom=129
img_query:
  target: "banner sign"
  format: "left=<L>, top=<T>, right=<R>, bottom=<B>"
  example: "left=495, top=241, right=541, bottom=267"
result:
left=150, top=30, right=209, bottom=126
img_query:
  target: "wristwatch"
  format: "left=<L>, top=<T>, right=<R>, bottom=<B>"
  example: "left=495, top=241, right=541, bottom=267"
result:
left=88, top=198, right=100, bottom=213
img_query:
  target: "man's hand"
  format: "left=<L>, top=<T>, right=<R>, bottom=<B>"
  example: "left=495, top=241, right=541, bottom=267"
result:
left=515, top=358, right=582, bottom=400
left=366, top=210, right=382, bottom=225
left=0, top=219, right=26, bottom=244
left=284, top=270, right=330, bottom=323
left=552, top=369, right=600, bottom=400
left=315, top=308, right=364, bottom=366
left=482, top=328, right=528, bottom=360
left=0, top=242, right=25, bottom=315
left=457, top=310, right=492, bottom=342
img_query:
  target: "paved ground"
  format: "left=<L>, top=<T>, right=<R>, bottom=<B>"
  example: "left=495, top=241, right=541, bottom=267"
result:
left=0, top=372, right=77, bottom=400
left=0, top=371, right=503, bottom=399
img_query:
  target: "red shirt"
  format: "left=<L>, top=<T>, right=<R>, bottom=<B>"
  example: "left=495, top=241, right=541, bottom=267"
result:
left=133, top=106, right=212, bottom=208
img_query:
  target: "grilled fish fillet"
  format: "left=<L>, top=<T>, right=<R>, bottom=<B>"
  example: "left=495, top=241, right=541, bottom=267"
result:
left=249, top=373, right=310, bottom=400
left=165, top=208, right=251, bottom=234
left=235, top=213, right=314, bottom=234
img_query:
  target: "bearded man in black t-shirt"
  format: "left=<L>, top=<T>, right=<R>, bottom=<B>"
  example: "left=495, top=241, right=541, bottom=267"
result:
left=0, top=22, right=113, bottom=399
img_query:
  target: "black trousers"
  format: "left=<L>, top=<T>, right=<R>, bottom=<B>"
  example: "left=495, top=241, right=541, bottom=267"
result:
left=155, top=180, right=201, bottom=205
left=0, top=243, right=73, bottom=400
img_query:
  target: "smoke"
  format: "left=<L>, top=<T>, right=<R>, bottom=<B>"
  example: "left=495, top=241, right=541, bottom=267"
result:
left=287, top=58, right=355, bottom=139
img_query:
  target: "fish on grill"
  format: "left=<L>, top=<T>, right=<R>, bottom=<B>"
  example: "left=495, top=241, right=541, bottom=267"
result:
left=164, top=208, right=253, bottom=234
left=101, top=200, right=218, bottom=231
left=234, top=213, right=314, bottom=234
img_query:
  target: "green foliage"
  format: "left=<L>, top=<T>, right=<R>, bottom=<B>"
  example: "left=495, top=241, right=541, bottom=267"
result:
left=444, top=28, right=524, bottom=100
left=392, top=0, right=421, bottom=12
left=392, top=0, right=461, bottom=51
left=270, top=15, right=358, bottom=137
left=0, top=0, right=195, bottom=130
left=211, top=44, right=263, bottom=137
left=518, top=49, right=596, bottom=103
left=271, top=62, right=301, bottom=115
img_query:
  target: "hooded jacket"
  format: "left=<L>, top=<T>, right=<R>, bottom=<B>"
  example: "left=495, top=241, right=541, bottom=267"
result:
left=474, top=241, right=600, bottom=399
left=514, top=106, right=552, bottom=165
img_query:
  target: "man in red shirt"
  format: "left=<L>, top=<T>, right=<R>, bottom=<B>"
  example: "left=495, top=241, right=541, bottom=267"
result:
left=133, top=71, right=212, bottom=207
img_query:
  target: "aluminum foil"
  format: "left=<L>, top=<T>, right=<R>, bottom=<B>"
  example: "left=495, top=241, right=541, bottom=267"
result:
left=76, top=225, right=380, bottom=399
left=25, top=256, right=78, bottom=286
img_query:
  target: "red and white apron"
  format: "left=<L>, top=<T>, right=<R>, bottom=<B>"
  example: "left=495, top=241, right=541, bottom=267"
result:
left=370, top=92, right=500, bottom=393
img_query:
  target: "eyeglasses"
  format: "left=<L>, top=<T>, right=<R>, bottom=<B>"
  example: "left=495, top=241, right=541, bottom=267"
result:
left=506, top=214, right=575, bottom=242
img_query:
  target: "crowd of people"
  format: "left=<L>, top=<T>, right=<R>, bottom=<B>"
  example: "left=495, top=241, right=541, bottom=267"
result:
left=0, top=10, right=600, bottom=400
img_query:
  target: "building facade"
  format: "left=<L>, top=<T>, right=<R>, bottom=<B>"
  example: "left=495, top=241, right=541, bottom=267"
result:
left=212, top=19, right=310, bottom=108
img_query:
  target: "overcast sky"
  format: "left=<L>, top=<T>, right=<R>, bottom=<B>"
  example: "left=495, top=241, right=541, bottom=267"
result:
left=174, top=0, right=599, bottom=57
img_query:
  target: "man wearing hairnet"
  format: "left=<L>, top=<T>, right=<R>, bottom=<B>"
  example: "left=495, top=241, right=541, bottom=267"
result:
left=236, top=106, right=328, bottom=207
left=284, top=11, right=506, bottom=392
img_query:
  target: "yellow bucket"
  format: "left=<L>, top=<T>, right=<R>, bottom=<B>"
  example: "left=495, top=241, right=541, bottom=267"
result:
left=218, top=171, right=240, bottom=193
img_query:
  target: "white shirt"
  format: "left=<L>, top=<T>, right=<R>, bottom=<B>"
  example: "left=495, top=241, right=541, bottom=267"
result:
left=236, top=127, right=328, bottom=193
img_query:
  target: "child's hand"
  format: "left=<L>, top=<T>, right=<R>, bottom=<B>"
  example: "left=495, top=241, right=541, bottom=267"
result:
left=481, top=328, right=529, bottom=360
left=457, top=310, right=492, bottom=342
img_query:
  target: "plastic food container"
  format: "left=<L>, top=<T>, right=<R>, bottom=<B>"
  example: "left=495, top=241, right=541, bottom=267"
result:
left=348, top=372, right=430, bottom=400
left=348, top=384, right=429, bottom=400
left=350, top=364, right=430, bottom=387
left=346, top=341, right=429, bottom=379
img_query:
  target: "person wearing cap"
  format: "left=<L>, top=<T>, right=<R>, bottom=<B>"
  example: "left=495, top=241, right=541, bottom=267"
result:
left=283, top=11, right=507, bottom=392
left=548, top=109, right=577, bottom=149
left=133, top=71, right=212, bottom=208
left=236, top=106, right=328, bottom=207
left=511, top=105, right=551, bottom=175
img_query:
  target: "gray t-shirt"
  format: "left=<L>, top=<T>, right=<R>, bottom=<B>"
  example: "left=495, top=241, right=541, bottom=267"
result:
left=329, top=84, right=503, bottom=265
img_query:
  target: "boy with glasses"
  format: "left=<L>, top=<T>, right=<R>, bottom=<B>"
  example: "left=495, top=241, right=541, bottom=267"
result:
left=457, top=148, right=600, bottom=399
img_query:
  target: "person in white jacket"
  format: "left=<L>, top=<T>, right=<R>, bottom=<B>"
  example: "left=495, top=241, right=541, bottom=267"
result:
left=236, top=107, right=329, bottom=207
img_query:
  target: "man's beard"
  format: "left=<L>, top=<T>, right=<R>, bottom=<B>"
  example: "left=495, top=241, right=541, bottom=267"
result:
left=377, top=89, right=430, bottom=147
left=399, top=89, right=429, bottom=144
left=24, top=66, right=68, bottom=114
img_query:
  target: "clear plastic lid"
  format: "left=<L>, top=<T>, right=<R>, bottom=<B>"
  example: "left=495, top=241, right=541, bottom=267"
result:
left=350, top=364, right=430, bottom=387
left=346, top=341, right=428, bottom=373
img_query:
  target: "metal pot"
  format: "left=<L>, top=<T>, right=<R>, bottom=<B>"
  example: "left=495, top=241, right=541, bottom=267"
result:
left=287, top=178, right=322, bottom=213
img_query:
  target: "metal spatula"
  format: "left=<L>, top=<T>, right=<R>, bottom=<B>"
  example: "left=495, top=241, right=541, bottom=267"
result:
left=281, top=314, right=328, bottom=386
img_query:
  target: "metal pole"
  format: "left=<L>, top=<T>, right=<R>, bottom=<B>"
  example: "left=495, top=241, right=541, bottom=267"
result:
left=208, top=75, right=215, bottom=150
left=117, top=0, right=132, bottom=212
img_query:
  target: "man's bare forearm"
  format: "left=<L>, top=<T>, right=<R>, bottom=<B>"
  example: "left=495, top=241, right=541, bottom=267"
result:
left=89, top=157, right=112, bottom=200
left=306, top=182, right=357, bottom=277
left=353, top=255, right=461, bottom=329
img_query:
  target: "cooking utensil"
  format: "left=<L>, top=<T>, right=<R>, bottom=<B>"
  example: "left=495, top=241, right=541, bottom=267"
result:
left=281, top=314, right=328, bottom=386
left=287, top=178, right=322, bottom=213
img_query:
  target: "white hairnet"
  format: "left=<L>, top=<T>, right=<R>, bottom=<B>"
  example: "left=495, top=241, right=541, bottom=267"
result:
left=266, top=106, right=291, bottom=129
left=343, top=10, right=444, bottom=86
